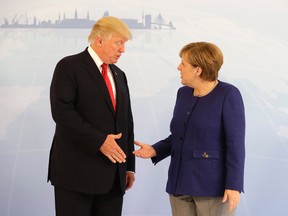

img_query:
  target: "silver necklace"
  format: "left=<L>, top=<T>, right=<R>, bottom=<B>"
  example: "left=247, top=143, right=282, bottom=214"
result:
left=194, top=80, right=218, bottom=97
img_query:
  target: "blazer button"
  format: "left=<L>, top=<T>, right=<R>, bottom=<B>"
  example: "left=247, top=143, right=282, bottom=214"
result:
left=202, top=152, right=209, bottom=158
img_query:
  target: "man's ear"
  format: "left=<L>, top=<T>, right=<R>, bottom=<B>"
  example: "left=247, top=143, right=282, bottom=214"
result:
left=94, top=35, right=103, bottom=47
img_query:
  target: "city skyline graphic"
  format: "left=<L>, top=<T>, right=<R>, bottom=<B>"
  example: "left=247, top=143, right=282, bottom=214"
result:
left=1, top=9, right=176, bottom=30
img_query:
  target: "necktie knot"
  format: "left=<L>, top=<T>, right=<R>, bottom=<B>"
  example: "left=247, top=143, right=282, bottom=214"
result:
left=101, top=63, right=108, bottom=76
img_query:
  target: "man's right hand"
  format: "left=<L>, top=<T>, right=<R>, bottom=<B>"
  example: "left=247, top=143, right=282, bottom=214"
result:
left=100, top=133, right=126, bottom=163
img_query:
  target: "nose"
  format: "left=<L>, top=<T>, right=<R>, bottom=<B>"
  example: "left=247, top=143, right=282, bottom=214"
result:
left=119, top=43, right=126, bottom=53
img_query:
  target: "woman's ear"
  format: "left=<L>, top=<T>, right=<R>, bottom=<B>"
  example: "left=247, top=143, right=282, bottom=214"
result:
left=196, top=66, right=203, bottom=76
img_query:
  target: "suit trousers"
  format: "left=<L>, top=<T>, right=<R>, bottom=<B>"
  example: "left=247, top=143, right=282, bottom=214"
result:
left=169, top=194, right=236, bottom=216
left=54, top=175, right=123, bottom=216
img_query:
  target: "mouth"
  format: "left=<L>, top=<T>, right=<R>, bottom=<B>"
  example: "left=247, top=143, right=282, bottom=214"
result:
left=112, top=55, right=121, bottom=63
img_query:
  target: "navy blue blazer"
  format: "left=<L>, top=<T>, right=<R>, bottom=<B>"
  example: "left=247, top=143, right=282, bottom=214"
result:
left=48, top=48, right=135, bottom=194
left=152, top=81, right=245, bottom=197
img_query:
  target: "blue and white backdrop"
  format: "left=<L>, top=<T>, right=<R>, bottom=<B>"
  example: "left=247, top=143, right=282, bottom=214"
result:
left=1, top=0, right=288, bottom=215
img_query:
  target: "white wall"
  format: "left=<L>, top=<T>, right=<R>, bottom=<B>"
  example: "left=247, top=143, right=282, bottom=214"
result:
left=1, top=0, right=288, bottom=215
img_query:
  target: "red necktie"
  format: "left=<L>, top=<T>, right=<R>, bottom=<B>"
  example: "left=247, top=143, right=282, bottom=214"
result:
left=101, top=63, right=116, bottom=111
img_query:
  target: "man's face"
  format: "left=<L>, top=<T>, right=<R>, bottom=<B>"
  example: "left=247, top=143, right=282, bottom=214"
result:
left=100, top=35, right=128, bottom=64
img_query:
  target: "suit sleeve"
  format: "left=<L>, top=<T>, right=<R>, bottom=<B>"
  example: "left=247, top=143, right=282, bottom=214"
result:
left=50, top=58, right=106, bottom=154
left=123, top=72, right=135, bottom=172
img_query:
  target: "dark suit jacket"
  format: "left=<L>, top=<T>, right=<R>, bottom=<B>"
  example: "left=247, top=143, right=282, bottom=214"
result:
left=48, top=48, right=135, bottom=194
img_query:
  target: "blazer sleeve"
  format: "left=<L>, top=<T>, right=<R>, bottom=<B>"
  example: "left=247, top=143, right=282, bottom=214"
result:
left=151, top=135, right=172, bottom=164
left=222, top=86, right=246, bottom=192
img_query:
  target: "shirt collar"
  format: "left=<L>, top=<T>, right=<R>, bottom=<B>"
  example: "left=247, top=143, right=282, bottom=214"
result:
left=88, top=45, right=103, bottom=72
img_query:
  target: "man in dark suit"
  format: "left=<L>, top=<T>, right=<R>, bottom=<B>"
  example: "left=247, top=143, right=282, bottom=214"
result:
left=48, top=16, right=135, bottom=216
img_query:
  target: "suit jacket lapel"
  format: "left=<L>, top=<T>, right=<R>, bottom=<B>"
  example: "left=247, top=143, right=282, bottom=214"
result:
left=110, top=65, right=123, bottom=116
left=82, top=49, right=115, bottom=114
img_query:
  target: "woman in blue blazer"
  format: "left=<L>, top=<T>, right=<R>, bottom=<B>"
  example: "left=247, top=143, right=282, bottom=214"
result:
left=134, top=42, right=245, bottom=216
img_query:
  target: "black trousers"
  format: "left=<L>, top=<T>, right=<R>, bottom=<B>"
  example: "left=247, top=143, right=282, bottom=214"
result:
left=54, top=176, right=123, bottom=216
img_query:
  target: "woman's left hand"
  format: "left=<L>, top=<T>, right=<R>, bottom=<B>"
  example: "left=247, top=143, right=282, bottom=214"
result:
left=222, top=189, right=240, bottom=212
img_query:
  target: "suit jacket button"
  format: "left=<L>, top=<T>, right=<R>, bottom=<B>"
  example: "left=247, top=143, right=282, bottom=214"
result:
left=202, top=152, right=209, bottom=158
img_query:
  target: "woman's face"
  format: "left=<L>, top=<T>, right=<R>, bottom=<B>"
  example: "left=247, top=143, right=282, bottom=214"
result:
left=177, top=57, right=199, bottom=87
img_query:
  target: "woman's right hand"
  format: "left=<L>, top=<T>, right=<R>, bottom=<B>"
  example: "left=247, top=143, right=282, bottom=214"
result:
left=133, top=141, right=157, bottom=159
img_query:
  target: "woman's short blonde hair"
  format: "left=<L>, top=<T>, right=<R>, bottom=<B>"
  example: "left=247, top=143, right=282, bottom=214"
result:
left=88, top=16, right=132, bottom=43
left=179, top=42, right=223, bottom=81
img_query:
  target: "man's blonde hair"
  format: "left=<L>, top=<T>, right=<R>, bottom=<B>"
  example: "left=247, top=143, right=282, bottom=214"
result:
left=88, top=16, right=132, bottom=43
